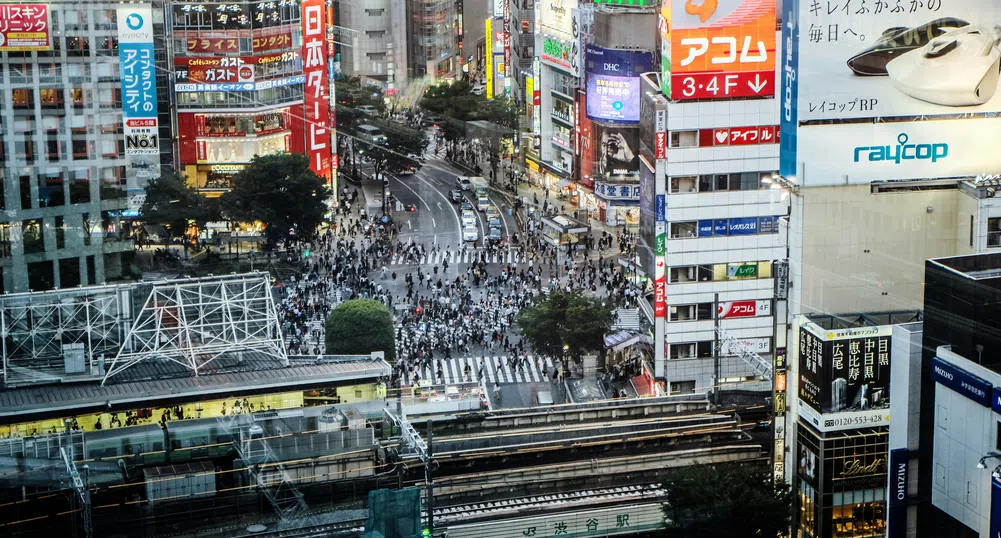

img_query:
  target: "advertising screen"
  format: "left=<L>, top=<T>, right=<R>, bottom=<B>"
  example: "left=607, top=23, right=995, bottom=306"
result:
left=797, top=321, right=893, bottom=433
left=0, top=4, right=49, bottom=51
left=594, top=125, right=640, bottom=179
left=585, top=47, right=654, bottom=123
left=668, top=0, right=776, bottom=101
left=792, top=118, right=1001, bottom=186
left=302, top=0, right=330, bottom=180
left=791, top=2, right=1001, bottom=121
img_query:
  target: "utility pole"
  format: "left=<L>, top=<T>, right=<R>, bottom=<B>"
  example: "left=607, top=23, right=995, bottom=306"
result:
left=713, top=292, right=720, bottom=406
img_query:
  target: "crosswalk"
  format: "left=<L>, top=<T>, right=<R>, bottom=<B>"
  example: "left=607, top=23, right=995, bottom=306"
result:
left=418, top=355, right=557, bottom=385
left=389, top=247, right=528, bottom=267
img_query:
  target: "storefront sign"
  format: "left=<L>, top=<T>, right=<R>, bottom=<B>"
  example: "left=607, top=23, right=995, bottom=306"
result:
left=668, top=0, right=776, bottom=101
left=252, top=28, right=293, bottom=52
left=727, top=263, right=757, bottom=279
left=537, top=0, right=576, bottom=37
left=700, top=125, right=779, bottom=147
left=718, top=299, right=771, bottom=319
left=655, top=194, right=665, bottom=222
left=185, top=32, right=241, bottom=53
left=697, top=216, right=780, bottom=237
left=540, top=35, right=578, bottom=76
left=654, top=260, right=666, bottom=318
left=721, top=337, right=770, bottom=356
left=932, top=356, right=992, bottom=408
left=118, top=5, right=159, bottom=157
left=887, top=448, right=908, bottom=538
left=302, top=0, right=330, bottom=179
left=594, top=182, right=640, bottom=201
left=775, top=261, right=789, bottom=300
left=0, top=4, right=50, bottom=51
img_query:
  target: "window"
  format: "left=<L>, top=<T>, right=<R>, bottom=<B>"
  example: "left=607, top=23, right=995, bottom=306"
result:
left=669, top=380, right=696, bottom=394
left=670, top=221, right=698, bottom=238
left=669, top=302, right=713, bottom=322
left=365, top=30, right=385, bottom=38
left=988, top=217, right=1001, bottom=248
left=12, top=88, right=33, bottom=108
left=365, top=8, right=385, bottom=15
left=669, top=341, right=712, bottom=360
left=996, top=421, right=1001, bottom=451
left=670, top=130, right=698, bottom=148
left=669, top=265, right=712, bottom=283
left=22, top=219, right=44, bottom=254
left=670, top=176, right=698, bottom=194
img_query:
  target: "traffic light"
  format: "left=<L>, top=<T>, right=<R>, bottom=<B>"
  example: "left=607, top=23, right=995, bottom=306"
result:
left=304, top=249, right=311, bottom=258
left=422, top=529, right=431, bottom=538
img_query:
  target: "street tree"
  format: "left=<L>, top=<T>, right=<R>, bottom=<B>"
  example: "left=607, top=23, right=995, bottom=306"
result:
left=661, top=463, right=793, bottom=538
left=325, top=299, right=397, bottom=362
left=361, top=119, right=428, bottom=178
left=140, top=169, right=218, bottom=251
left=335, top=77, right=387, bottom=116
left=516, top=290, right=613, bottom=365
left=220, top=153, right=328, bottom=253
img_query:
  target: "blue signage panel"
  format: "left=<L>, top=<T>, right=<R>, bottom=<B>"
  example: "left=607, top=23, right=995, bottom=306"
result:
left=778, top=0, right=799, bottom=178
left=713, top=219, right=728, bottom=236
left=728, top=216, right=759, bottom=235
left=932, top=357, right=992, bottom=407
left=992, top=477, right=1001, bottom=538
left=994, top=387, right=1001, bottom=415
left=655, top=194, right=666, bottom=222
left=584, top=46, right=653, bottom=124
left=118, top=45, right=158, bottom=118
left=697, top=220, right=713, bottom=237
left=887, top=448, right=908, bottom=538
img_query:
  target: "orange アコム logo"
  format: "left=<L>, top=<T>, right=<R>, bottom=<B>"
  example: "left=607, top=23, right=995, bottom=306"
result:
left=684, top=0, right=717, bottom=22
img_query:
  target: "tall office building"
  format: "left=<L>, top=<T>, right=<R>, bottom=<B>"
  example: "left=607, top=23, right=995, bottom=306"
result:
left=0, top=1, right=172, bottom=292
left=405, top=0, right=458, bottom=81
left=334, top=0, right=407, bottom=89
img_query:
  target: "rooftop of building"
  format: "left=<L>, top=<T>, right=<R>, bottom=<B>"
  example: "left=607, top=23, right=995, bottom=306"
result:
left=805, top=310, right=923, bottom=330
left=928, top=253, right=1001, bottom=281
left=0, top=353, right=391, bottom=421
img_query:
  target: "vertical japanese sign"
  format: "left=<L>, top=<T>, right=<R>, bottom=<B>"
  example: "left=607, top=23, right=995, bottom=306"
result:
left=778, top=0, right=799, bottom=178
left=668, top=0, right=776, bottom=101
left=503, top=0, right=511, bottom=97
left=303, top=0, right=330, bottom=180
left=118, top=5, right=159, bottom=215
left=0, top=4, right=50, bottom=51
left=485, top=19, right=494, bottom=99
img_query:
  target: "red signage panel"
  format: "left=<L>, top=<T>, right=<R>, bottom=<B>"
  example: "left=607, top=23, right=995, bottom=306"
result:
left=0, top=4, right=50, bottom=51
left=302, top=0, right=330, bottom=180
left=698, top=125, right=780, bottom=147
left=253, top=26, right=293, bottom=52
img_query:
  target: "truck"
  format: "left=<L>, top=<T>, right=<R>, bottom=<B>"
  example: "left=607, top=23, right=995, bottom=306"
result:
left=469, top=176, right=489, bottom=198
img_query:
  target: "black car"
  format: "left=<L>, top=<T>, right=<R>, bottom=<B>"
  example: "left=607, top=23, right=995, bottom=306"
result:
left=449, top=189, right=463, bottom=203
left=460, top=201, right=473, bottom=212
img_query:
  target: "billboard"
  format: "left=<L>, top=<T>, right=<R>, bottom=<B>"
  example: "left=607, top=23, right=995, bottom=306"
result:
left=537, top=0, right=577, bottom=38
left=539, top=35, right=579, bottom=76
left=790, top=2, right=1001, bottom=122
left=118, top=6, right=159, bottom=157
left=792, top=119, right=1001, bottom=186
left=668, top=0, right=776, bottom=101
left=585, top=47, right=654, bottom=123
left=302, top=0, right=330, bottom=180
left=486, top=19, right=494, bottom=99
left=595, top=125, right=640, bottom=179
left=659, top=0, right=672, bottom=96
left=718, top=299, right=771, bottom=319
left=0, top=4, right=49, bottom=51
left=797, top=321, right=892, bottom=433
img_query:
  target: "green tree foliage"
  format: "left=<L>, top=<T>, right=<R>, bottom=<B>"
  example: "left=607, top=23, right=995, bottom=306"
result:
left=420, top=81, right=519, bottom=139
left=220, top=153, right=328, bottom=251
left=361, top=119, right=428, bottom=176
left=516, top=290, right=613, bottom=363
left=661, top=463, right=793, bottom=538
left=335, top=78, right=387, bottom=117
left=325, top=299, right=396, bottom=362
left=140, top=169, right=218, bottom=246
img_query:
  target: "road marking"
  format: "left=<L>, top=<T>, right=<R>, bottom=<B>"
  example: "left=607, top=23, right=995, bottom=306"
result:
left=414, top=169, right=462, bottom=245
left=407, top=220, right=412, bottom=230
left=392, top=175, right=432, bottom=211
left=437, top=201, right=442, bottom=211
left=432, top=218, right=437, bottom=228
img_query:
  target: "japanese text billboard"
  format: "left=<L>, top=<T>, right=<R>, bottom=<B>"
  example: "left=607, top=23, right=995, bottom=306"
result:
left=117, top=6, right=159, bottom=154
left=302, top=0, right=330, bottom=180
left=668, top=0, right=776, bottom=101
left=790, top=1, right=1001, bottom=121
left=540, top=35, right=579, bottom=76
left=537, top=0, right=577, bottom=38
left=797, top=321, right=892, bottom=433
left=0, top=4, right=49, bottom=51
left=585, top=47, right=654, bottom=123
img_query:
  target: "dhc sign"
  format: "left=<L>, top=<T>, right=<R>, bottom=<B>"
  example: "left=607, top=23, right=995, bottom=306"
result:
left=853, top=133, right=948, bottom=165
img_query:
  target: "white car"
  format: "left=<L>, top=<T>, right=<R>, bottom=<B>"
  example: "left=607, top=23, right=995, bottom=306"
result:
left=461, top=211, right=476, bottom=228
left=471, top=85, right=485, bottom=96
left=458, top=177, right=472, bottom=191
left=462, top=226, right=479, bottom=242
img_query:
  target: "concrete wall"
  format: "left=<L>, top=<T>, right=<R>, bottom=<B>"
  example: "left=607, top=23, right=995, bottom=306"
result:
left=796, top=186, right=963, bottom=315
left=591, top=9, right=657, bottom=50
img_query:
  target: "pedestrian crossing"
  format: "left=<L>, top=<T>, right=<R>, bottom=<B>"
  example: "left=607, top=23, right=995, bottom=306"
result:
left=419, top=355, right=557, bottom=385
left=389, top=247, right=529, bottom=267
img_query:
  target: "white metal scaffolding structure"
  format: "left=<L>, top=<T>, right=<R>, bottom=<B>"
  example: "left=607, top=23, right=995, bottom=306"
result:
left=102, top=273, right=287, bottom=385
left=0, top=285, right=131, bottom=387
left=715, top=325, right=773, bottom=381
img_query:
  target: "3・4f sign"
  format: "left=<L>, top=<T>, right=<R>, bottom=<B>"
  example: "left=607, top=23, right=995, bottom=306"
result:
left=668, top=0, right=776, bottom=101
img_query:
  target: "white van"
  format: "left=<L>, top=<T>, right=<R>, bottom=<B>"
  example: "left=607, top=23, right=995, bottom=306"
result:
left=358, top=124, right=387, bottom=145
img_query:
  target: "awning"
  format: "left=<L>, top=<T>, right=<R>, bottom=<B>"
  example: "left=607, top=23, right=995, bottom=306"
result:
left=604, top=330, right=642, bottom=351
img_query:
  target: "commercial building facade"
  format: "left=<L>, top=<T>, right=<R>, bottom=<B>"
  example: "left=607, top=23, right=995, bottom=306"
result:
left=333, top=0, right=407, bottom=90
left=0, top=1, right=172, bottom=292
left=405, top=0, right=458, bottom=81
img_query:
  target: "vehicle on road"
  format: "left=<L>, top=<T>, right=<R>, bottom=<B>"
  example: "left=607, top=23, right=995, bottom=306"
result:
left=462, top=226, right=479, bottom=242
left=457, top=177, right=472, bottom=191
left=460, top=201, right=473, bottom=212
left=488, top=217, right=502, bottom=230
left=357, top=124, right=387, bottom=145
left=471, top=84, right=485, bottom=96
left=487, top=227, right=503, bottom=244
left=485, top=205, right=500, bottom=220
left=461, top=211, right=476, bottom=228
left=469, top=176, right=489, bottom=198
left=449, top=189, right=463, bottom=203
left=476, top=196, right=490, bottom=212
left=357, top=105, right=378, bottom=116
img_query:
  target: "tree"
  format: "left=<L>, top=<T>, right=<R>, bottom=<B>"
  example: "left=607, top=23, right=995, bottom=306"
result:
left=661, top=463, right=792, bottom=538
left=140, top=169, right=217, bottom=251
left=361, top=118, right=428, bottom=178
left=516, top=290, right=613, bottom=365
left=220, top=153, right=328, bottom=252
left=325, top=299, right=396, bottom=362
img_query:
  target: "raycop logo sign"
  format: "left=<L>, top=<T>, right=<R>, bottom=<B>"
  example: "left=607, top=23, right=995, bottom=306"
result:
left=853, top=133, right=949, bottom=165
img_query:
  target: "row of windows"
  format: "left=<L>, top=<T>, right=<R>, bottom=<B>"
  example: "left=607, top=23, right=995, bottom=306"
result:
left=670, top=261, right=773, bottom=283
left=670, top=216, right=782, bottom=239
left=670, top=172, right=773, bottom=194
left=669, top=338, right=772, bottom=360
left=176, top=85, right=301, bottom=107
left=669, top=300, right=772, bottom=322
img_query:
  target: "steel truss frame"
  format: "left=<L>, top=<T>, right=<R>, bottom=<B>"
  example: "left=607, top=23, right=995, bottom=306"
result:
left=102, top=273, right=287, bottom=385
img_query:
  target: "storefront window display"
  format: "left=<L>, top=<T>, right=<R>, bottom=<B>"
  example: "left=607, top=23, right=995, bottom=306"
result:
left=199, top=110, right=288, bottom=136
